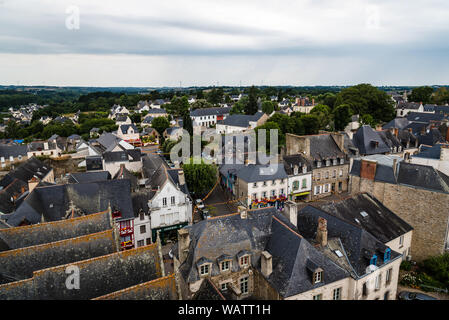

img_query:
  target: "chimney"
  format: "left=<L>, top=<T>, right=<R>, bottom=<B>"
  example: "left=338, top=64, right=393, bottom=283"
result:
left=284, top=200, right=298, bottom=227
left=178, top=170, right=185, bottom=185
left=238, top=206, right=247, bottom=219
left=177, top=228, right=190, bottom=264
left=261, top=251, right=273, bottom=277
left=360, top=159, right=377, bottom=180
left=301, top=98, right=305, bottom=107
left=394, top=128, right=399, bottom=137
left=28, top=177, right=39, bottom=192
left=315, top=217, right=328, bottom=247
left=392, top=158, right=398, bottom=177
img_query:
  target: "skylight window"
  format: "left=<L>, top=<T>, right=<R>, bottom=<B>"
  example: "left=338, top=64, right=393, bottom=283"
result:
left=360, top=211, right=368, bottom=218
left=354, top=218, right=360, bottom=224
left=335, top=250, right=343, bottom=258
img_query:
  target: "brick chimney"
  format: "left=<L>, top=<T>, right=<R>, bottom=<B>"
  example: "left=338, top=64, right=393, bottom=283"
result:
left=261, top=251, right=273, bottom=277
left=238, top=206, right=247, bottom=219
left=177, top=228, right=190, bottom=264
left=315, top=217, right=328, bottom=247
left=28, top=176, right=39, bottom=192
left=392, top=158, right=398, bottom=177
left=360, top=159, right=377, bottom=180
left=394, top=128, right=399, bottom=137
left=284, top=200, right=297, bottom=227
left=178, top=170, right=185, bottom=185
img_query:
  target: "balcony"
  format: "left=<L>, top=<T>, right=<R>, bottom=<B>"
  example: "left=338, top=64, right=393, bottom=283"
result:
left=119, top=226, right=134, bottom=236
left=121, top=240, right=134, bottom=249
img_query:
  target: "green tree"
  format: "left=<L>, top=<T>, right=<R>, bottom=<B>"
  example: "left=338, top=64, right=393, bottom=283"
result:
left=334, top=84, right=395, bottom=123
left=333, top=104, right=353, bottom=131
left=360, top=114, right=376, bottom=127
left=191, top=99, right=213, bottom=110
left=245, top=86, right=258, bottom=115
left=151, top=116, right=170, bottom=136
left=310, top=104, right=332, bottom=129
left=183, top=113, right=193, bottom=137
left=433, top=87, right=449, bottom=105
left=261, top=100, right=275, bottom=115
left=299, top=114, right=320, bottom=135
left=207, top=87, right=224, bottom=105
left=410, top=86, right=434, bottom=104
left=255, top=121, right=285, bottom=152
left=182, top=159, right=217, bottom=197
left=169, top=96, right=190, bottom=117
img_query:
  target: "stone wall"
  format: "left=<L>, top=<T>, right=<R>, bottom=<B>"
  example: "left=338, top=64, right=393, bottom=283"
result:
left=350, top=175, right=449, bottom=261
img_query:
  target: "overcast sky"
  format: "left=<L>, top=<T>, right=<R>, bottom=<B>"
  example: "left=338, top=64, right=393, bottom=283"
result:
left=1, top=0, right=449, bottom=87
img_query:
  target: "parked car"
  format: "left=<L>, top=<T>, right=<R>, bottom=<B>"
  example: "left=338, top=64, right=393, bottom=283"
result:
left=398, top=291, right=438, bottom=300
left=195, top=199, right=205, bottom=210
left=201, top=209, right=211, bottom=220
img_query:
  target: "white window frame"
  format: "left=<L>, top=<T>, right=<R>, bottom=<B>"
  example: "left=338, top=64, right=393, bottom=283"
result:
left=200, top=264, right=210, bottom=276
left=333, top=287, right=342, bottom=300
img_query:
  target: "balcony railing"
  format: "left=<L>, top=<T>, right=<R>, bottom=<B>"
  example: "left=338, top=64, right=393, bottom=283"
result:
left=119, top=226, right=133, bottom=236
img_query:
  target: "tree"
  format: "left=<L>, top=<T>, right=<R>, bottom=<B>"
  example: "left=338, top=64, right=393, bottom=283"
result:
left=230, top=96, right=248, bottom=115
left=360, top=114, right=376, bottom=127
left=334, top=84, right=395, bottom=123
left=333, top=104, right=353, bottom=131
left=299, top=114, right=320, bottom=135
left=410, top=86, right=434, bottom=104
left=255, top=121, right=285, bottom=152
left=433, top=87, right=449, bottom=105
left=191, top=99, right=213, bottom=110
left=183, top=113, right=193, bottom=137
left=129, top=112, right=141, bottom=124
left=182, top=159, right=217, bottom=197
left=151, top=116, right=170, bottom=136
left=261, top=100, right=275, bottom=115
left=207, top=87, right=224, bottom=105
left=310, top=104, right=332, bottom=129
left=169, top=96, right=189, bottom=117
left=245, top=86, right=258, bottom=115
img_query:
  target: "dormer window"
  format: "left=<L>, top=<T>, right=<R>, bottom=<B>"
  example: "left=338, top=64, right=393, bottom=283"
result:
left=313, top=269, right=323, bottom=284
left=384, top=248, right=391, bottom=262
left=340, top=158, right=344, bottom=165
left=333, top=159, right=337, bottom=166
left=240, top=255, right=250, bottom=267
left=221, top=260, right=230, bottom=271
left=370, top=254, right=378, bottom=266
left=326, top=160, right=330, bottom=167
left=200, top=264, right=210, bottom=275
left=293, top=166, right=298, bottom=175
left=317, top=161, right=321, bottom=168
left=302, top=166, right=307, bottom=174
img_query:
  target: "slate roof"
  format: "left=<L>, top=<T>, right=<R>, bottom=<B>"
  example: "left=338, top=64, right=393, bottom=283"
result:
left=434, top=105, right=449, bottom=115
left=96, top=132, right=122, bottom=152
left=406, top=112, right=445, bottom=124
left=297, top=205, right=401, bottom=277
left=0, top=144, right=27, bottom=159
left=219, top=163, right=288, bottom=183
left=351, top=156, right=449, bottom=193
left=352, top=126, right=391, bottom=155
left=397, top=162, right=449, bottom=193
left=120, top=124, right=138, bottom=135
left=190, top=107, right=232, bottom=117
left=416, top=128, right=446, bottom=146
left=4, top=179, right=135, bottom=226
left=147, top=108, right=167, bottom=114
left=282, top=154, right=312, bottom=175
left=308, top=134, right=346, bottom=161
left=316, top=193, right=413, bottom=244
left=192, top=278, right=226, bottom=300
left=142, top=116, right=153, bottom=124
left=68, top=171, right=111, bottom=184
left=177, top=208, right=349, bottom=298
left=413, top=144, right=447, bottom=160
left=398, top=102, right=421, bottom=110
left=86, top=155, right=103, bottom=171
left=113, top=165, right=138, bottom=190
left=115, top=115, right=129, bottom=122
left=103, top=149, right=141, bottom=163
left=217, top=112, right=264, bottom=128
left=382, top=118, right=410, bottom=130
